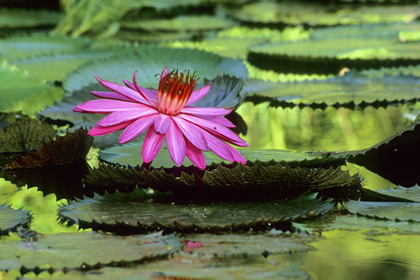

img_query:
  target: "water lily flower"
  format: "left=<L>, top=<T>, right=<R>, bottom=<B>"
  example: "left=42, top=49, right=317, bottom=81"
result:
left=73, top=68, right=248, bottom=169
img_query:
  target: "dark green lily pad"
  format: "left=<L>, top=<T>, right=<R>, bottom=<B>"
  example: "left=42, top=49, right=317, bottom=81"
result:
left=0, top=231, right=182, bottom=272
left=121, top=15, right=237, bottom=32
left=58, top=192, right=334, bottom=234
left=243, top=70, right=420, bottom=108
left=226, top=2, right=419, bottom=26
left=0, top=9, right=62, bottom=29
left=0, top=204, right=31, bottom=236
left=4, top=128, right=93, bottom=169
left=63, top=45, right=248, bottom=94
left=0, top=62, right=63, bottom=116
left=343, top=200, right=420, bottom=222
left=0, top=35, right=91, bottom=61
left=375, top=185, right=420, bottom=202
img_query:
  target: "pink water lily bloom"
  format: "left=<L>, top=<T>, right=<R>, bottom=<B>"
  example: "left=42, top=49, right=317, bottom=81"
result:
left=73, top=68, right=248, bottom=169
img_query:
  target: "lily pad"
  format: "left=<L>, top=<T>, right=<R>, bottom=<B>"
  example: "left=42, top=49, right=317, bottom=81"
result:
left=0, top=35, right=91, bottom=61
left=0, top=9, right=62, bottom=29
left=226, top=2, right=419, bottom=26
left=0, top=204, right=31, bottom=236
left=0, top=62, right=63, bottom=116
left=121, top=15, right=237, bottom=32
left=243, top=70, right=420, bottom=108
left=58, top=192, right=334, bottom=234
left=343, top=200, right=420, bottom=222
left=63, top=45, right=248, bottom=94
left=0, top=231, right=182, bottom=272
left=375, top=185, right=420, bottom=202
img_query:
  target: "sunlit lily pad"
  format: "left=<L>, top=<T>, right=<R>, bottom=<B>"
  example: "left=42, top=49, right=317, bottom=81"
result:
left=58, top=192, right=334, bottom=234
left=243, top=70, right=420, bottom=108
left=0, top=204, right=31, bottom=236
left=63, top=45, right=248, bottom=94
left=0, top=62, right=63, bottom=115
left=226, top=2, right=419, bottom=26
left=0, top=35, right=91, bottom=61
left=343, top=200, right=420, bottom=222
left=0, top=231, right=182, bottom=272
left=0, top=9, right=62, bottom=29
left=121, top=15, right=237, bottom=32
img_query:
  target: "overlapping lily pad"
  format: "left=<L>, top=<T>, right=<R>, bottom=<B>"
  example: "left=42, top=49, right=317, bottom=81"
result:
left=58, top=192, right=334, bottom=234
left=0, top=62, right=63, bottom=115
left=0, top=231, right=182, bottom=272
left=0, top=204, right=31, bottom=236
left=0, top=9, right=62, bottom=29
left=63, top=45, right=248, bottom=94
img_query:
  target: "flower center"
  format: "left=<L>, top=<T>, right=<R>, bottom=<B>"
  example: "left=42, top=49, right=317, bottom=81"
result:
left=156, top=69, right=196, bottom=115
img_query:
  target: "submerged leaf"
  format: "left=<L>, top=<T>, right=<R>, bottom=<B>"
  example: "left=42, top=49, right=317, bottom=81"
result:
left=0, top=231, right=182, bottom=272
left=0, top=204, right=31, bottom=236
left=58, top=192, right=334, bottom=234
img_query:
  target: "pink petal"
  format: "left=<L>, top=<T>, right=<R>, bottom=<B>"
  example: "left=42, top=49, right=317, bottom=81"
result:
left=90, top=91, right=133, bottom=102
left=119, top=114, right=156, bottom=144
left=94, top=74, right=148, bottom=104
left=74, top=99, right=146, bottom=114
left=186, top=84, right=212, bottom=105
left=132, top=71, right=156, bottom=106
left=88, top=121, right=132, bottom=136
left=185, top=140, right=206, bottom=170
left=142, top=126, right=165, bottom=163
left=165, top=120, right=186, bottom=166
left=124, top=79, right=157, bottom=104
left=203, top=116, right=236, bottom=128
left=172, top=117, right=208, bottom=151
left=178, top=113, right=247, bottom=147
left=161, top=67, right=168, bottom=79
left=201, top=129, right=235, bottom=162
left=154, top=113, right=171, bottom=134
left=97, top=107, right=157, bottom=127
left=181, top=106, right=233, bottom=116
left=225, top=144, right=247, bottom=164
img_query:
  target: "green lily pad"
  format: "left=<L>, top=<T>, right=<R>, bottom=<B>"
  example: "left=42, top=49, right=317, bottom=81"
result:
left=121, top=15, right=237, bottom=32
left=58, top=192, right=334, bottom=234
left=243, top=70, right=420, bottom=108
left=63, top=45, right=248, bottom=94
left=0, top=62, right=63, bottom=116
left=226, top=2, right=419, bottom=26
left=0, top=35, right=91, bottom=61
left=343, top=200, right=420, bottom=222
left=0, top=204, right=31, bottom=236
left=0, top=231, right=182, bottom=272
left=375, top=185, right=420, bottom=202
left=0, top=9, right=62, bottom=29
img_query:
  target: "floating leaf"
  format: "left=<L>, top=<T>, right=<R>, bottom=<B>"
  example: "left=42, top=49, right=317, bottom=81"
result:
left=63, top=45, right=248, bottom=94
left=0, top=9, right=62, bottom=29
left=0, top=231, right=182, bottom=272
left=0, top=204, right=31, bottom=236
left=343, top=200, right=420, bottom=222
left=58, top=192, right=334, bottom=234
left=226, top=2, right=419, bottom=26
left=0, top=62, right=63, bottom=116
left=243, top=70, right=420, bottom=108
left=4, top=128, right=93, bottom=169
left=0, top=35, right=91, bottom=61
left=121, top=15, right=237, bottom=32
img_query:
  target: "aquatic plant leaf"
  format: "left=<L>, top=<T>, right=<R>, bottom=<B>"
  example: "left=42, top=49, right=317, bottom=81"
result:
left=343, top=200, right=420, bottom=222
left=226, top=2, right=419, bottom=26
left=13, top=47, right=135, bottom=82
left=0, top=204, right=31, bottom=236
left=58, top=192, right=334, bottom=234
left=243, top=70, right=420, bottom=108
left=121, top=15, right=237, bottom=32
left=0, top=9, right=62, bottom=29
left=375, top=185, right=420, bottom=202
left=0, top=35, right=91, bottom=61
left=4, top=128, right=93, bottom=169
left=248, top=22, right=420, bottom=74
left=0, top=119, right=56, bottom=153
left=63, top=45, right=248, bottom=94
left=344, top=117, right=420, bottom=186
left=0, top=62, right=63, bottom=115
left=0, top=231, right=182, bottom=271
